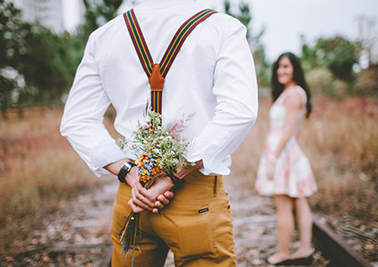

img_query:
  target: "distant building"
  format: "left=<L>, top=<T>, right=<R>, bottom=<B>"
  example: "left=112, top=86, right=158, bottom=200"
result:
left=353, top=16, right=378, bottom=67
left=5, top=0, right=64, bottom=33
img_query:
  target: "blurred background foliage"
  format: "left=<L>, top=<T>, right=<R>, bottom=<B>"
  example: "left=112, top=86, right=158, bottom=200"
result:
left=0, top=0, right=123, bottom=119
left=0, top=0, right=377, bottom=259
left=1, top=0, right=377, bottom=120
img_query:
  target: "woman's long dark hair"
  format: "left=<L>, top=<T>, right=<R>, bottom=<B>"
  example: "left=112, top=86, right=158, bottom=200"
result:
left=271, top=52, right=312, bottom=118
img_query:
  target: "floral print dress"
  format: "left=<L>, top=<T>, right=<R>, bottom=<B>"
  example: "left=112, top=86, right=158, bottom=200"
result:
left=255, top=86, right=317, bottom=198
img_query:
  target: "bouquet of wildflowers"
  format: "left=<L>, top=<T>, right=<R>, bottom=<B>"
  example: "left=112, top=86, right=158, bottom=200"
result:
left=118, top=110, right=194, bottom=261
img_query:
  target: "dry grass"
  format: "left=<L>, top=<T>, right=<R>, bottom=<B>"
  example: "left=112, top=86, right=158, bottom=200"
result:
left=0, top=107, right=109, bottom=256
left=229, top=96, right=378, bottom=226
left=301, top=96, right=378, bottom=223
left=0, top=96, right=377, bottom=257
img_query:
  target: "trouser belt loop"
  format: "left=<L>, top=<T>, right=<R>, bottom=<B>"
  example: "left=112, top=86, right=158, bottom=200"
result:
left=213, top=176, right=217, bottom=197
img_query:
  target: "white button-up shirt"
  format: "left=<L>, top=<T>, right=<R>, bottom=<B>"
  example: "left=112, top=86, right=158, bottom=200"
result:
left=60, top=0, right=258, bottom=177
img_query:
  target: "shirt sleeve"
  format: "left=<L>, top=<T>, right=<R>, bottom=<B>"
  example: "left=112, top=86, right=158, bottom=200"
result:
left=186, top=16, right=258, bottom=175
left=60, top=33, right=128, bottom=177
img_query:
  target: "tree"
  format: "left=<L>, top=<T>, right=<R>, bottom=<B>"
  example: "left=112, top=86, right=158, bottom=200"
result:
left=224, top=0, right=251, bottom=39
left=253, top=48, right=271, bottom=88
left=301, top=36, right=360, bottom=83
left=317, top=37, right=359, bottom=82
left=301, top=43, right=319, bottom=72
left=0, top=0, right=87, bottom=118
left=0, top=0, right=24, bottom=118
left=223, top=0, right=270, bottom=88
left=19, top=24, right=69, bottom=104
left=79, top=0, right=124, bottom=42
left=356, top=65, right=378, bottom=98
left=0, top=75, right=16, bottom=119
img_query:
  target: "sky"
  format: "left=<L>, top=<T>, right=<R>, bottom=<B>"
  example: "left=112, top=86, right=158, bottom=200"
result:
left=63, top=0, right=378, bottom=63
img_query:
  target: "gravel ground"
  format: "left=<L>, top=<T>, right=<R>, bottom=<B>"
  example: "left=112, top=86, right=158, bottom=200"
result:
left=2, top=175, right=375, bottom=267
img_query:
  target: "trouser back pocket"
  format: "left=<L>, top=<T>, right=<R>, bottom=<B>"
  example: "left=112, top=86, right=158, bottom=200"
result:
left=162, top=202, right=216, bottom=260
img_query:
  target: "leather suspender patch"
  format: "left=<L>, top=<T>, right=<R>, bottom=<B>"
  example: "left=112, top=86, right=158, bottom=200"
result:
left=124, top=9, right=216, bottom=114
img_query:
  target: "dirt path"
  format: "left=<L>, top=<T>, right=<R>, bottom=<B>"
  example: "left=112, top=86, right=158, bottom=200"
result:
left=4, top=176, right=329, bottom=267
left=223, top=179, right=327, bottom=267
left=4, top=176, right=116, bottom=267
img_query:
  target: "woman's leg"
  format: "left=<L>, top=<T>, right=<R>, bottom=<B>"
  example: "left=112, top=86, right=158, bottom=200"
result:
left=267, top=195, right=294, bottom=264
left=291, top=197, right=313, bottom=259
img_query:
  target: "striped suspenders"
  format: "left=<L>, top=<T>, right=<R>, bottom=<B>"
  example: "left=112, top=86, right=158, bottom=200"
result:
left=124, top=9, right=216, bottom=114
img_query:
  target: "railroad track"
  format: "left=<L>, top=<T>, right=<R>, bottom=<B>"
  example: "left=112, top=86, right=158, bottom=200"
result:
left=312, top=215, right=372, bottom=267
left=100, top=215, right=373, bottom=267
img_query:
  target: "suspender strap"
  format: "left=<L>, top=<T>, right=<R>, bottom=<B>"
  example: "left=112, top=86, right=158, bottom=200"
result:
left=124, top=9, right=216, bottom=114
left=124, top=10, right=154, bottom=77
left=159, top=9, right=217, bottom=78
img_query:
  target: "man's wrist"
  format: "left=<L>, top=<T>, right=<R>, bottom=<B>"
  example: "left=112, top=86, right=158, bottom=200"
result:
left=118, top=161, right=136, bottom=184
left=166, top=172, right=185, bottom=188
left=160, top=175, right=175, bottom=190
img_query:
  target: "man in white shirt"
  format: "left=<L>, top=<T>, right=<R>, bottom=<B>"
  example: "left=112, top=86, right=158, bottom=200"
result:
left=61, top=0, right=258, bottom=266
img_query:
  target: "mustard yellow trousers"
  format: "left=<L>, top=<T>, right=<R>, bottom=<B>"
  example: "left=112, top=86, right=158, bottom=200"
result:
left=110, top=170, right=236, bottom=267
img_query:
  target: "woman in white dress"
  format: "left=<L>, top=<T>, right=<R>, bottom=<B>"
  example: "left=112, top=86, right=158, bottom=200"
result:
left=255, top=52, right=317, bottom=266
